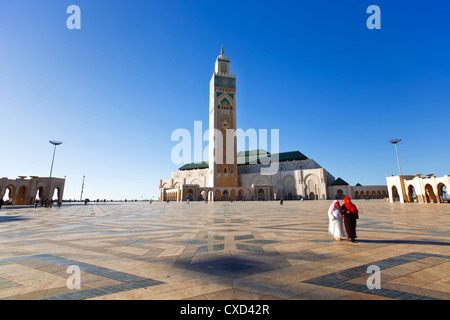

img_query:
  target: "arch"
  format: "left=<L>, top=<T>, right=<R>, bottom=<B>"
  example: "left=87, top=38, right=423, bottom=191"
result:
left=35, top=186, right=44, bottom=204
left=360, top=191, right=365, bottom=198
left=186, top=189, right=194, bottom=201
left=376, top=190, right=381, bottom=199
left=366, top=191, right=371, bottom=199
left=215, top=190, right=221, bottom=201
left=258, top=188, right=265, bottom=201
left=230, top=189, right=236, bottom=201
left=437, top=183, right=448, bottom=203
left=2, top=185, right=15, bottom=203
left=250, top=175, right=269, bottom=186
left=190, top=178, right=202, bottom=186
left=407, top=185, right=417, bottom=203
left=238, top=189, right=244, bottom=201
left=200, top=190, right=206, bottom=201
left=424, top=184, right=437, bottom=203
left=391, top=186, right=399, bottom=202
left=222, top=190, right=229, bottom=201
left=354, top=191, right=360, bottom=199
left=14, top=185, right=28, bottom=205
left=336, top=189, right=344, bottom=200
left=305, top=174, right=319, bottom=201
left=282, top=175, right=296, bottom=198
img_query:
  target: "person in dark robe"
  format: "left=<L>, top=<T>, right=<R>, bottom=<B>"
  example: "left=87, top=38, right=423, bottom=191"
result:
left=341, top=196, right=359, bottom=242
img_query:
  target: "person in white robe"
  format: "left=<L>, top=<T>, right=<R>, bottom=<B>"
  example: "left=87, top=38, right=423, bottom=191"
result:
left=328, top=200, right=346, bottom=241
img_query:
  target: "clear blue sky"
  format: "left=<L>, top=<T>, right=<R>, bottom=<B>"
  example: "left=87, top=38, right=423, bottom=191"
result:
left=1, top=0, right=449, bottom=200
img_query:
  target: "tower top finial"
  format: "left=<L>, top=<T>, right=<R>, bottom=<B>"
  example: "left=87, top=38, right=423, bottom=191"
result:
left=221, top=46, right=224, bottom=55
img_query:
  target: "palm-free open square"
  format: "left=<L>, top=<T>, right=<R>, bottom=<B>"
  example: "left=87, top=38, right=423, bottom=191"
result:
left=0, top=200, right=448, bottom=300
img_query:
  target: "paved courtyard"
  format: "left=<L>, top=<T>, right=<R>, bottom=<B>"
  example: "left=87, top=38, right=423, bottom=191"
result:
left=0, top=200, right=448, bottom=300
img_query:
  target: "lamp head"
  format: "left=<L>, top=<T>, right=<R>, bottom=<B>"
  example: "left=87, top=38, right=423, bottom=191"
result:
left=388, top=139, right=401, bottom=144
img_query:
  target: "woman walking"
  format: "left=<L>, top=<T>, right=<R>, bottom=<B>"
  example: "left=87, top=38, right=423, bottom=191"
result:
left=328, top=200, right=346, bottom=241
left=341, top=196, right=359, bottom=242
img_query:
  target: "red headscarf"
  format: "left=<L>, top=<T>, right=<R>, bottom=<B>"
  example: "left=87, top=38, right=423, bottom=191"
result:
left=343, top=196, right=359, bottom=218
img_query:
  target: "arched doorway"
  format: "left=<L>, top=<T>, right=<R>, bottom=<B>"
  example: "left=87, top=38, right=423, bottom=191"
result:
left=200, top=190, right=206, bottom=201
left=238, top=189, right=244, bottom=201
left=215, top=190, right=221, bottom=201
left=336, top=189, right=344, bottom=199
left=437, top=183, right=448, bottom=203
left=230, top=190, right=236, bottom=201
left=391, top=186, right=399, bottom=202
left=309, top=192, right=315, bottom=200
left=186, top=189, right=194, bottom=201
left=425, top=184, right=437, bottom=203
left=258, top=188, right=265, bottom=201
left=2, top=185, right=15, bottom=204
left=14, top=186, right=28, bottom=205
left=35, top=186, right=44, bottom=205
left=222, top=190, right=229, bottom=201
left=408, top=185, right=417, bottom=203
left=354, top=191, right=360, bottom=199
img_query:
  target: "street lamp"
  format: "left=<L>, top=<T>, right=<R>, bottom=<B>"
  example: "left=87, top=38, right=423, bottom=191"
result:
left=388, top=139, right=402, bottom=176
left=49, top=140, right=63, bottom=178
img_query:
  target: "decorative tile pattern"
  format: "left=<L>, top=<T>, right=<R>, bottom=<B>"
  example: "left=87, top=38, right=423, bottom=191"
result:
left=0, top=254, right=164, bottom=300
left=0, top=200, right=449, bottom=300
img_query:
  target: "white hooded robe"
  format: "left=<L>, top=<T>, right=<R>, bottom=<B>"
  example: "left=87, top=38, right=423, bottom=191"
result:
left=328, top=201, right=346, bottom=238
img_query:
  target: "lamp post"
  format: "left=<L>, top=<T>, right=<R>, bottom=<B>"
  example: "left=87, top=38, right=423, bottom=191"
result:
left=388, top=139, right=402, bottom=176
left=49, top=140, right=63, bottom=178
left=80, top=175, right=85, bottom=201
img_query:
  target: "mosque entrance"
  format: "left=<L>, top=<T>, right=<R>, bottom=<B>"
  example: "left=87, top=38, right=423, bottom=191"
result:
left=258, top=189, right=265, bottom=201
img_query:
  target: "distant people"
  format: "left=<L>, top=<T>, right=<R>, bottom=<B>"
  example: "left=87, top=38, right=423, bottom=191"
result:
left=84, top=199, right=88, bottom=205
left=280, top=199, right=283, bottom=205
left=0, top=198, right=4, bottom=211
left=327, top=200, right=345, bottom=241
left=35, top=199, right=39, bottom=209
left=341, top=196, right=359, bottom=242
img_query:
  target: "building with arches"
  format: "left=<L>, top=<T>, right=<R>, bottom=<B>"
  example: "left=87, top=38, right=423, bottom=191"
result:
left=158, top=49, right=387, bottom=201
left=386, top=174, right=449, bottom=203
left=1, top=176, right=65, bottom=205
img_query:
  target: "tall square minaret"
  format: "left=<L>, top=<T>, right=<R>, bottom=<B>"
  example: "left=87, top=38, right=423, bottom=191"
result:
left=208, top=47, right=238, bottom=188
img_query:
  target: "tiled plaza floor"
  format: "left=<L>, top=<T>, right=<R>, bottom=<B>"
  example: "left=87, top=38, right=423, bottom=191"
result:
left=0, top=200, right=448, bottom=300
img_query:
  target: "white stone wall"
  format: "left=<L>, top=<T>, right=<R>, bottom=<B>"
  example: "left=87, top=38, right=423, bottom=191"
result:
left=386, top=175, right=450, bottom=203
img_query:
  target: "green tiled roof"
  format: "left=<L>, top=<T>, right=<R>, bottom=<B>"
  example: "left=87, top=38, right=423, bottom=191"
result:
left=331, top=177, right=349, bottom=186
left=178, top=161, right=209, bottom=170
left=179, top=150, right=308, bottom=170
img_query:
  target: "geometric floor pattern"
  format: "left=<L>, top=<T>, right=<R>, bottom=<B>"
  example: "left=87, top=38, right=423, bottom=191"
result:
left=0, top=200, right=449, bottom=300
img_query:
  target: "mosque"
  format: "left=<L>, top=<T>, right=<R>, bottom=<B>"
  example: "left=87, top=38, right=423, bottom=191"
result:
left=158, top=49, right=387, bottom=202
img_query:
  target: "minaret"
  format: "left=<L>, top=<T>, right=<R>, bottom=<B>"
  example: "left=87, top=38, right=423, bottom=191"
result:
left=208, top=47, right=238, bottom=188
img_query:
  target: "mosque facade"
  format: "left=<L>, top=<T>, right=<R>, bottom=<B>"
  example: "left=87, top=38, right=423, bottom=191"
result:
left=159, top=49, right=387, bottom=201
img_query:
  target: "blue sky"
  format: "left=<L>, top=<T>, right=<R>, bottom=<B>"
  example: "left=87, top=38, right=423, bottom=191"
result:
left=1, top=0, right=449, bottom=200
